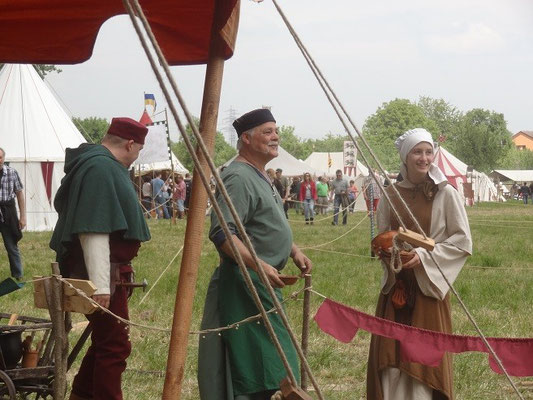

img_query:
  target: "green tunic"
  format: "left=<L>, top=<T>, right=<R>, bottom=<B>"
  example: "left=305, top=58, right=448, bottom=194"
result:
left=199, top=161, right=300, bottom=398
left=50, top=144, right=150, bottom=270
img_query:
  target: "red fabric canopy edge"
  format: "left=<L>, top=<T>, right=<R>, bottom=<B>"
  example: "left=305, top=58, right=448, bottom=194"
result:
left=0, top=0, right=239, bottom=66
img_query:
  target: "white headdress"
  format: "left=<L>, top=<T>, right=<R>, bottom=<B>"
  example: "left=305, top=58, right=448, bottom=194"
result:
left=395, top=128, right=447, bottom=185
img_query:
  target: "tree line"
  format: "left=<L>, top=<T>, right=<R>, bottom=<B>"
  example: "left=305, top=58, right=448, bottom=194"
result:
left=72, top=96, right=532, bottom=173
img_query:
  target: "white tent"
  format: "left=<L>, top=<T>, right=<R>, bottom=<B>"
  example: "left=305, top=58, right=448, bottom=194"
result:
left=134, top=151, right=188, bottom=175
left=0, top=64, right=86, bottom=231
left=265, top=146, right=323, bottom=177
left=304, top=152, right=369, bottom=178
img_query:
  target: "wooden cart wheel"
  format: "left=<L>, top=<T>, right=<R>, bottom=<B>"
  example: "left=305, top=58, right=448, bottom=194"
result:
left=0, top=370, right=16, bottom=400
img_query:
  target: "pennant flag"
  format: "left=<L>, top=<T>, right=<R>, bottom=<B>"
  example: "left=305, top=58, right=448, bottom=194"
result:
left=144, top=93, right=156, bottom=112
left=139, top=110, right=153, bottom=126
left=314, top=298, right=533, bottom=377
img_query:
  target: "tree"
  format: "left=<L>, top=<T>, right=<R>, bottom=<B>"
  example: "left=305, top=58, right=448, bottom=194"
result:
left=449, top=109, right=512, bottom=172
left=417, top=96, right=462, bottom=138
left=73, top=117, right=110, bottom=143
left=0, top=64, right=62, bottom=77
left=171, top=117, right=236, bottom=172
left=361, top=99, right=438, bottom=170
left=496, top=147, right=533, bottom=170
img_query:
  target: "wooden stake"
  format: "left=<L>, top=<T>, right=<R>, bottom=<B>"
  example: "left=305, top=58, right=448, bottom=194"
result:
left=300, top=275, right=311, bottom=391
left=162, top=2, right=228, bottom=398
left=44, top=262, right=67, bottom=400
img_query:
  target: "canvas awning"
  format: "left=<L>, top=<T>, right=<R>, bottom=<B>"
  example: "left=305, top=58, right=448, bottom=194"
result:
left=0, top=0, right=239, bottom=65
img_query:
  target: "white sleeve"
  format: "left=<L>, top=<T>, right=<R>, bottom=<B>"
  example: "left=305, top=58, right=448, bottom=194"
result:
left=79, top=233, right=111, bottom=295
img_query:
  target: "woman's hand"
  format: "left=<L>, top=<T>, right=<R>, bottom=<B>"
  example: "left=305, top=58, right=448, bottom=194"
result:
left=401, top=251, right=421, bottom=269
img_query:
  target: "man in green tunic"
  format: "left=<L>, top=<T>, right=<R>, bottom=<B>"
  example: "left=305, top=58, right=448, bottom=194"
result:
left=198, top=109, right=312, bottom=400
left=50, top=117, right=151, bottom=400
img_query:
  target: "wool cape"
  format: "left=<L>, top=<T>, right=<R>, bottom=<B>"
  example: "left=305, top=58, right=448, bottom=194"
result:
left=50, top=144, right=150, bottom=271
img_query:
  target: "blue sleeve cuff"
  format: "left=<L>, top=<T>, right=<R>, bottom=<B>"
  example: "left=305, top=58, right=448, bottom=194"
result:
left=211, top=225, right=239, bottom=248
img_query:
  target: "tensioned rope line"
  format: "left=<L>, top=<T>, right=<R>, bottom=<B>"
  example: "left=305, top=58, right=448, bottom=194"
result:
left=122, top=1, right=324, bottom=395
left=299, top=213, right=368, bottom=250
left=288, top=191, right=363, bottom=223
left=56, top=276, right=308, bottom=336
left=139, top=245, right=184, bottom=305
left=271, top=1, right=524, bottom=398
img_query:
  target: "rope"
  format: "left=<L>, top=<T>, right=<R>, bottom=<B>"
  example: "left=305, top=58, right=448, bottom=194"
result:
left=287, top=192, right=362, bottom=223
left=299, top=212, right=368, bottom=250
left=123, top=1, right=323, bottom=394
left=270, top=2, right=524, bottom=398
left=138, top=245, right=184, bottom=305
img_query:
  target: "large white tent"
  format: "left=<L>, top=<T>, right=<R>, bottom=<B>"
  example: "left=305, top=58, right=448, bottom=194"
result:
left=265, top=146, right=323, bottom=177
left=0, top=64, right=86, bottom=231
left=304, top=152, right=369, bottom=178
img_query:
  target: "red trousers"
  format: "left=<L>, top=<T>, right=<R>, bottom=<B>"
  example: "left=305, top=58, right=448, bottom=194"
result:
left=365, top=198, right=380, bottom=213
left=72, top=271, right=131, bottom=400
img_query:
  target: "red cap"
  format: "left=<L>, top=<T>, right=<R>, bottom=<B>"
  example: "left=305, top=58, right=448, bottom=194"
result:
left=107, top=117, right=149, bottom=144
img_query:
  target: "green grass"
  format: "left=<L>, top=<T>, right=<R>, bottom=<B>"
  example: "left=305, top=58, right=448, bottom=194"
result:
left=1, top=202, right=533, bottom=399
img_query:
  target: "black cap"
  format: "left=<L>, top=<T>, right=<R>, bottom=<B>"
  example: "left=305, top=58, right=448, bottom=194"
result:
left=233, top=108, right=276, bottom=136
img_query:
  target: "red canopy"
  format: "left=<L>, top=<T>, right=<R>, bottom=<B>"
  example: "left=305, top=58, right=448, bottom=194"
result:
left=0, top=0, right=239, bottom=65
left=139, top=110, right=153, bottom=126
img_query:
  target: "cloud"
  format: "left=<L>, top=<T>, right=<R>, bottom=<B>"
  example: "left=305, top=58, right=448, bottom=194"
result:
left=426, top=23, right=504, bottom=54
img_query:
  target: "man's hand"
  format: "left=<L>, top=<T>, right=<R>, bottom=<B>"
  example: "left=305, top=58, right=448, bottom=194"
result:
left=18, top=215, right=26, bottom=230
left=92, top=294, right=111, bottom=309
left=291, top=247, right=313, bottom=276
left=262, top=262, right=285, bottom=288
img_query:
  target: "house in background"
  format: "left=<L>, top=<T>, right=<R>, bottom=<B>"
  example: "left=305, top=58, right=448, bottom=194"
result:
left=512, top=131, right=533, bottom=151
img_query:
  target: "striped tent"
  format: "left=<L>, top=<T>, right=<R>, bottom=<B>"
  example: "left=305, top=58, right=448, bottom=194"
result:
left=434, top=147, right=467, bottom=190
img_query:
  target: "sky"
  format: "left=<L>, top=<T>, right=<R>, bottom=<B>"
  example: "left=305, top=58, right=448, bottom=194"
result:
left=45, top=0, right=533, bottom=143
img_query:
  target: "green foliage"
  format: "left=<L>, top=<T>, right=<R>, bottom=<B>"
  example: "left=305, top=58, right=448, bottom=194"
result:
left=171, top=116, right=236, bottom=172
left=417, top=96, right=463, bottom=137
left=448, top=109, right=512, bottom=172
left=278, top=126, right=349, bottom=161
left=496, top=146, right=533, bottom=169
left=72, top=116, right=110, bottom=143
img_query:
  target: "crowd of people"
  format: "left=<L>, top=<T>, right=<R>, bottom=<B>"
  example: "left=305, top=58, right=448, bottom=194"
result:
left=140, top=171, right=192, bottom=220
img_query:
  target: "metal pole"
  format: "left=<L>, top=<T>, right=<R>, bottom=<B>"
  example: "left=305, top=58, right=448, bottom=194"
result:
left=162, top=2, right=227, bottom=397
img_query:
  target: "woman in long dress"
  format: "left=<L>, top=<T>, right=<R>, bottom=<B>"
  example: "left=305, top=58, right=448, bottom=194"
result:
left=367, top=128, right=472, bottom=400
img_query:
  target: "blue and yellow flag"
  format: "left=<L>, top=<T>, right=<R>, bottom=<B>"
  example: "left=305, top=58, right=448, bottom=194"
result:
left=144, top=93, right=156, bottom=112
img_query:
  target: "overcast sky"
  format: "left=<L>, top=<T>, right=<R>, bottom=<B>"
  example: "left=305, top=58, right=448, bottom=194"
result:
left=46, top=0, right=533, bottom=143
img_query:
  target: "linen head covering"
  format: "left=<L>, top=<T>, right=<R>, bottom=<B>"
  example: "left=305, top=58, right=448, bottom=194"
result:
left=395, top=128, right=447, bottom=185
left=107, top=117, right=149, bottom=144
left=233, top=108, right=276, bottom=136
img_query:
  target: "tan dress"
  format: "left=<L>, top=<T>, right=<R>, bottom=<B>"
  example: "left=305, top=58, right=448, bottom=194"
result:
left=367, top=180, right=471, bottom=400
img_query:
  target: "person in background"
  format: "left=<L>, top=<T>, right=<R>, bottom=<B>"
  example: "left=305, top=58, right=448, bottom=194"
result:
left=331, top=169, right=348, bottom=225
left=316, top=176, right=329, bottom=215
left=519, top=182, right=530, bottom=204
left=299, top=172, right=317, bottom=225
left=151, top=171, right=169, bottom=219
left=275, top=168, right=290, bottom=218
left=367, top=128, right=472, bottom=400
left=289, top=176, right=301, bottom=215
left=141, top=176, right=152, bottom=219
left=173, top=174, right=187, bottom=219
left=363, top=169, right=382, bottom=213
left=0, top=147, right=26, bottom=280
left=183, top=172, right=192, bottom=214
left=348, top=179, right=358, bottom=213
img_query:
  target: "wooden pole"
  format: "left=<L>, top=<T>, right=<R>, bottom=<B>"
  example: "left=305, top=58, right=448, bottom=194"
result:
left=161, top=3, right=227, bottom=398
left=300, top=275, right=312, bottom=390
left=44, top=262, right=67, bottom=399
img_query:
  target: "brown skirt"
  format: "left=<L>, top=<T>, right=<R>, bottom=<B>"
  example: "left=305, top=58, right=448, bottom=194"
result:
left=367, top=275, right=453, bottom=400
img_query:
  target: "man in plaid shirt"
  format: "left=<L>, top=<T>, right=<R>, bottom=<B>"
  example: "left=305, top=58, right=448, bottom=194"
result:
left=0, top=148, right=26, bottom=280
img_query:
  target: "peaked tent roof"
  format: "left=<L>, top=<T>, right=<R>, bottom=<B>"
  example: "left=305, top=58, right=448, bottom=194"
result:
left=0, top=64, right=86, bottom=161
left=0, top=0, right=239, bottom=65
left=304, top=152, right=369, bottom=177
left=434, top=147, right=467, bottom=189
left=491, top=170, right=533, bottom=183
left=265, top=146, right=324, bottom=177
left=139, top=110, right=153, bottom=126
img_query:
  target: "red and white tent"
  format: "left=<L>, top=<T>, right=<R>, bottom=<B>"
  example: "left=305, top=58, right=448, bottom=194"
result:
left=0, top=64, right=86, bottom=231
left=434, top=147, right=467, bottom=190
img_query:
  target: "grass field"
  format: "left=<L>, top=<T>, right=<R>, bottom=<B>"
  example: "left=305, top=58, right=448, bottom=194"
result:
left=1, top=201, right=532, bottom=399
